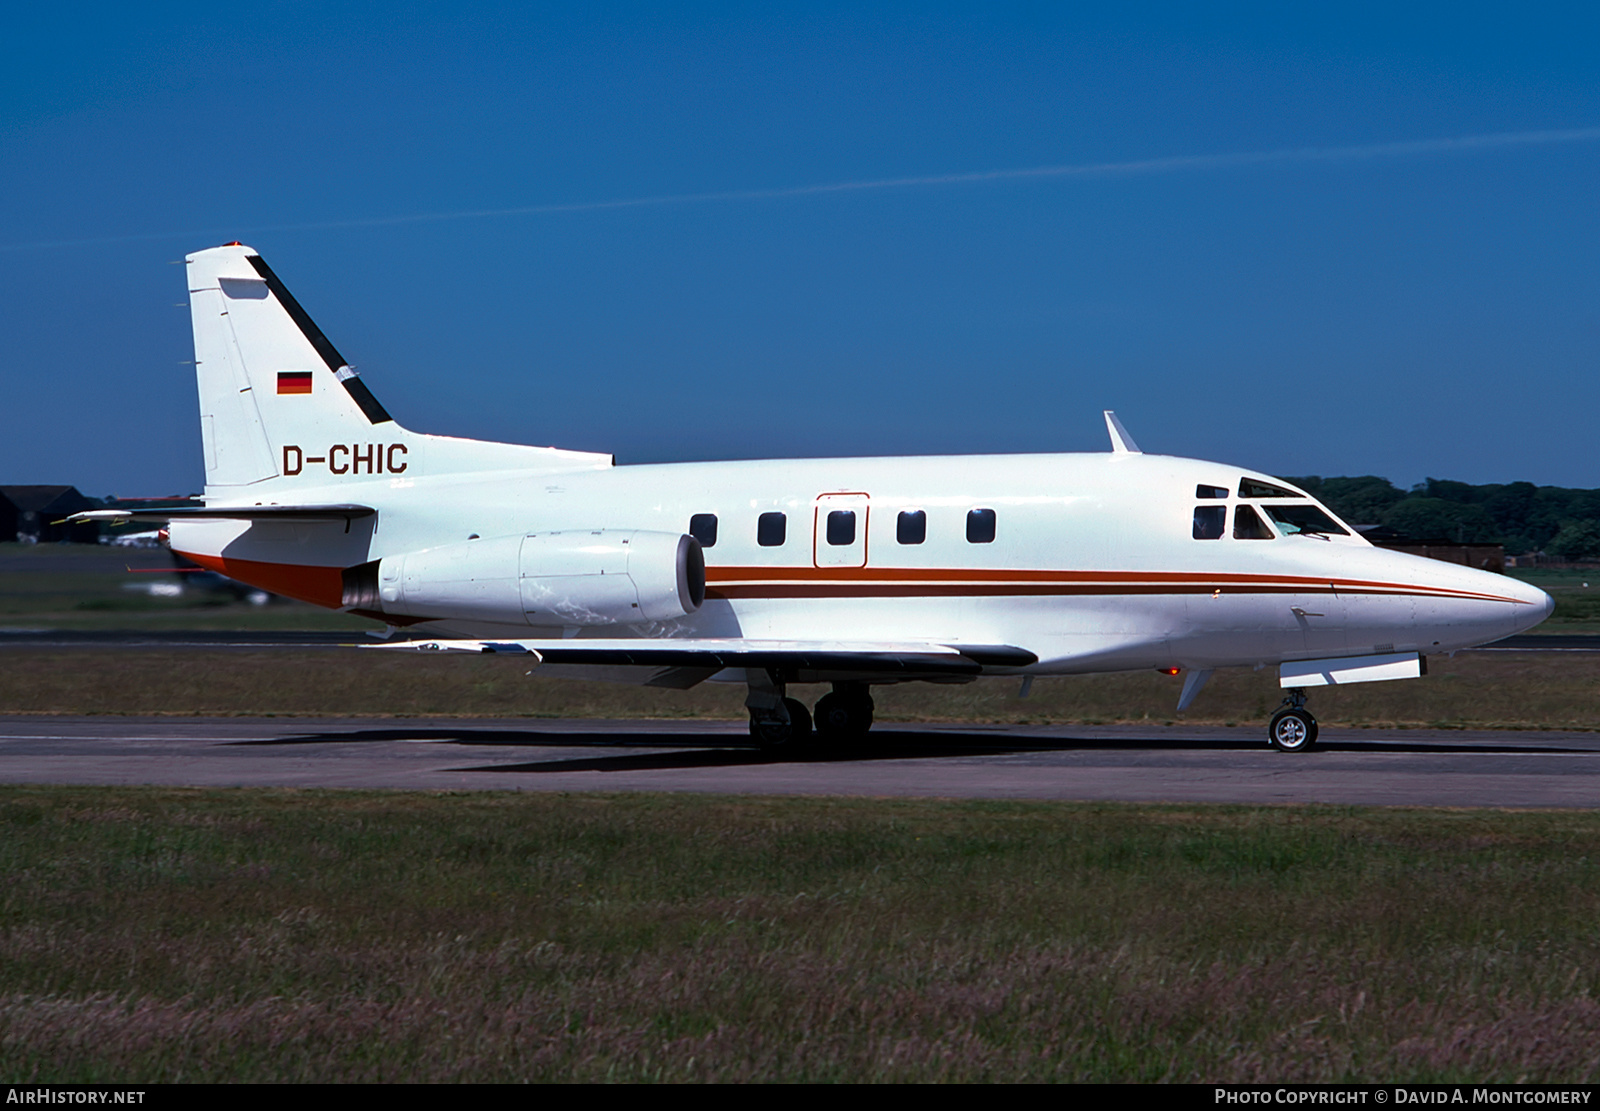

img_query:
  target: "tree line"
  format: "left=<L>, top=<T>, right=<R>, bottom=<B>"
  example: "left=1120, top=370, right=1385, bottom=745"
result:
left=1287, top=476, right=1600, bottom=560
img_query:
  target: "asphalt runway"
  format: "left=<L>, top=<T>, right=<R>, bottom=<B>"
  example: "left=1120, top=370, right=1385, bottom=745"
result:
left=2, top=715, right=1599, bottom=807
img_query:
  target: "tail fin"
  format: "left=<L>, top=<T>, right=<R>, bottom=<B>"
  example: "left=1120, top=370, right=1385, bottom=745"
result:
left=185, top=243, right=609, bottom=491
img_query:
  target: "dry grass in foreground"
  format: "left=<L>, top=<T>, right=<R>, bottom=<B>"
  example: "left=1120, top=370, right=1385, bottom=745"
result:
left=1, top=789, right=1599, bottom=1082
left=0, top=647, right=1597, bottom=730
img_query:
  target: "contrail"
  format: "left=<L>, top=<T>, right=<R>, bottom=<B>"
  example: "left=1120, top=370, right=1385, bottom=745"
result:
left=6, top=126, right=1600, bottom=253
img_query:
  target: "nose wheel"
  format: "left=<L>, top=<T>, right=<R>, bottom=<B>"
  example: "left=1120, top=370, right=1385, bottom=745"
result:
left=1268, top=688, right=1319, bottom=752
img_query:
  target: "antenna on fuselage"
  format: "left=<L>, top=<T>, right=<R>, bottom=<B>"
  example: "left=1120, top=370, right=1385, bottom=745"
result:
left=1104, top=411, right=1142, bottom=454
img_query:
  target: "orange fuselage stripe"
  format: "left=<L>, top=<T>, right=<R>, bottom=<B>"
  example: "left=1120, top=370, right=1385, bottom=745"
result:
left=703, top=565, right=1521, bottom=604
left=706, top=583, right=1499, bottom=601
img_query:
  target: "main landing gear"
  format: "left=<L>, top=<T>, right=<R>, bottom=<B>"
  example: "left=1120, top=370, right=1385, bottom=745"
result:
left=1268, top=688, right=1319, bottom=752
left=813, top=684, right=875, bottom=742
left=746, top=676, right=875, bottom=753
left=749, top=698, right=812, bottom=751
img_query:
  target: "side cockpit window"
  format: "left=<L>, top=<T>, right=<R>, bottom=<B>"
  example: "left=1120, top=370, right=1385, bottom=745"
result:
left=1193, top=506, right=1226, bottom=539
left=1196, top=484, right=1228, bottom=499
left=1233, top=504, right=1275, bottom=539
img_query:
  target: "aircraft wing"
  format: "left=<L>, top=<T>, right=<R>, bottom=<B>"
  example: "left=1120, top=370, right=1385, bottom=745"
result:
left=66, top=505, right=376, bottom=524
left=365, top=637, right=1037, bottom=676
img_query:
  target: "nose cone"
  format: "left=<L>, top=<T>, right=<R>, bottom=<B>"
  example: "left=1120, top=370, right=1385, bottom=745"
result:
left=1340, top=548, right=1556, bottom=654
left=1506, top=576, right=1556, bottom=633
left=1423, top=563, right=1554, bottom=647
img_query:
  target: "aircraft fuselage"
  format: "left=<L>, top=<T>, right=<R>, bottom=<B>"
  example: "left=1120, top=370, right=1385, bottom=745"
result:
left=169, top=448, right=1550, bottom=678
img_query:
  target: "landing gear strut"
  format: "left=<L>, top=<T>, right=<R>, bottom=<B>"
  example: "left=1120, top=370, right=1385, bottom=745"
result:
left=1268, top=687, right=1318, bottom=752
left=814, top=682, right=875, bottom=743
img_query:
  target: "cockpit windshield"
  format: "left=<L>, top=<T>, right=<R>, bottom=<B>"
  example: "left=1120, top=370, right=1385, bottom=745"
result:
left=1264, top=504, right=1348, bottom=537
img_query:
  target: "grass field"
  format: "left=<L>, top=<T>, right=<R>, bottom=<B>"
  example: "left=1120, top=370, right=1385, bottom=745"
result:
left=1, top=788, right=1598, bottom=1082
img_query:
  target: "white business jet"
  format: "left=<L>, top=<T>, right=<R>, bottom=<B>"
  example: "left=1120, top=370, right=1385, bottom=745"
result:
left=73, top=244, right=1553, bottom=752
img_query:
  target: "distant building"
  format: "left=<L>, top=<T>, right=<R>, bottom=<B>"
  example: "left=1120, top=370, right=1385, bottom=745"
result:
left=1504, top=553, right=1600, bottom=570
left=1354, top=525, right=1505, bottom=574
left=0, top=486, right=99, bottom=544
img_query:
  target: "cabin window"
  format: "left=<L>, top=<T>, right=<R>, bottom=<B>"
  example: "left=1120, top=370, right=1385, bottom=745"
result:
left=966, top=508, right=996, bottom=544
left=757, top=512, right=787, bottom=547
left=689, top=513, right=718, bottom=548
left=1238, top=478, right=1303, bottom=499
left=1196, top=484, right=1228, bottom=499
left=1233, top=504, right=1275, bottom=539
left=897, top=509, right=926, bottom=545
left=1264, top=505, right=1348, bottom=536
left=1193, top=506, right=1226, bottom=539
left=826, top=510, right=856, bottom=546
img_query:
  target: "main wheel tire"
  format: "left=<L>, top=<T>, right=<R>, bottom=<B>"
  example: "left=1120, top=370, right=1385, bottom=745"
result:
left=1268, top=708, right=1319, bottom=752
left=749, top=698, right=813, bottom=753
left=814, top=692, right=875, bottom=741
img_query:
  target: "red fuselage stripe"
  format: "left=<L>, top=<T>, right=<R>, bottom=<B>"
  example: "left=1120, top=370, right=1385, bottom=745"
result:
left=705, top=583, right=1509, bottom=601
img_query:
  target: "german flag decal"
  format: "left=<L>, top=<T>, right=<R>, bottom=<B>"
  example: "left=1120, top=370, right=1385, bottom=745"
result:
left=277, top=371, right=314, bottom=395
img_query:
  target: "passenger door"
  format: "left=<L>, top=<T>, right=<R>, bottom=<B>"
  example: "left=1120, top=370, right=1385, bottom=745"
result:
left=813, top=493, right=870, bottom=568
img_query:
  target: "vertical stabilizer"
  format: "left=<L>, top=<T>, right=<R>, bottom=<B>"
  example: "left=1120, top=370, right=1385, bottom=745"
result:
left=187, top=243, right=399, bottom=488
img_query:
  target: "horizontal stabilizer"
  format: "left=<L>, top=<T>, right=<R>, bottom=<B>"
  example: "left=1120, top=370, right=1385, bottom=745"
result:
left=365, top=638, right=1037, bottom=676
left=67, top=505, right=376, bottom=525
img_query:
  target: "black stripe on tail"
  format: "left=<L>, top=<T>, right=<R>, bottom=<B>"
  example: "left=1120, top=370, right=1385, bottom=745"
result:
left=247, top=254, right=394, bottom=425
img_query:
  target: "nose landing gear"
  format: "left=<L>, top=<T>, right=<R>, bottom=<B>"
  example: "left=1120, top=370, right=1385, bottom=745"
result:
left=1268, top=687, right=1318, bottom=752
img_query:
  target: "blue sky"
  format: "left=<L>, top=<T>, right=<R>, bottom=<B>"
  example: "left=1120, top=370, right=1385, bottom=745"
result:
left=3, top=2, right=1598, bottom=496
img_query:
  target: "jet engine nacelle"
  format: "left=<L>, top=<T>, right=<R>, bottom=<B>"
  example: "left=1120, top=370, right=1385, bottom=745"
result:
left=364, top=530, right=705, bottom=626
